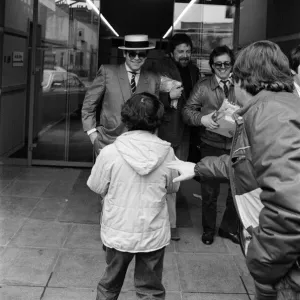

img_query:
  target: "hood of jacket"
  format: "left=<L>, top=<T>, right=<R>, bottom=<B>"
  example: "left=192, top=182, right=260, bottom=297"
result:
left=115, top=130, right=172, bottom=176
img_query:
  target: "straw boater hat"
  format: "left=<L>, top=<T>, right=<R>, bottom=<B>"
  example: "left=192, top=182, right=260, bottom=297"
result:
left=118, top=34, right=155, bottom=50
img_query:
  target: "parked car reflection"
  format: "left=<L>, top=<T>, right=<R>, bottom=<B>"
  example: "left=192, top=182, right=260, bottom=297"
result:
left=41, top=69, right=87, bottom=129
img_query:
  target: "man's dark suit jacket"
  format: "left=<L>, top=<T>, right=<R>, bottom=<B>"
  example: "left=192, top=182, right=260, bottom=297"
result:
left=155, top=57, right=199, bottom=148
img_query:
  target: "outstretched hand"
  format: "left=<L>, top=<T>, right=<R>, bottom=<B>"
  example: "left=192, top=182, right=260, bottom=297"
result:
left=167, top=160, right=197, bottom=183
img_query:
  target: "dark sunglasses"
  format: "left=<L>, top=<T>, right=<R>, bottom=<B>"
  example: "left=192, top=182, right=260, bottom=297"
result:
left=213, top=61, right=232, bottom=68
left=127, top=51, right=147, bottom=59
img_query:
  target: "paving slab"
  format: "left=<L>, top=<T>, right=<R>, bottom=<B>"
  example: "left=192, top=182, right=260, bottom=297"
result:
left=41, top=180, right=76, bottom=198
left=0, top=180, right=12, bottom=192
left=165, top=240, right=175, bottom=253
left=49, top=249, right=106, bottom=288
left=0, top=217, right=26, bottom=246
left=0, top=180, right=51, bottom=197
left=177, top=253, right=246, bottom=293
left=8, top=219, right=72, bottom=248
left=0, top=286, right=43, bottom=300
left=0, top=196, right=40, bottom=218
left=16, top=167, right=80, bottom=182
left=175, top=228, right=229, bottom=254
left=182, top=293, right=250, bottom=300
left=29, top=197, right=68, bottom=221
left=58, top=194, right=101, bottom=224
left=0, top=247, right=59, bottom=286
left=232, top=254, right=255, bottom=294
left=42, top=287, right=96, bottom=300
left=64, top=224, right=101, bottom=250
left=0, top=166, right=25, bottom=180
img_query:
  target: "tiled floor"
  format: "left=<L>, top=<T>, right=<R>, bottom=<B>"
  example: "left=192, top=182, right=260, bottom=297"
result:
left=0, top=165, right=255, bottom=300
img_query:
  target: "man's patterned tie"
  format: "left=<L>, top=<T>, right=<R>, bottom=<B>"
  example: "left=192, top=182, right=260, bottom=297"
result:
left=221, top=80, right=229, bottom=98
left=130, top=72, right=136, bottom=94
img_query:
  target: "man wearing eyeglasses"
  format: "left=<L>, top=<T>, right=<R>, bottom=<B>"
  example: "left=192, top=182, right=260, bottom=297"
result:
left=182, top=45, right=239, bottom=246
left=82, top=34, right=160, bottom=155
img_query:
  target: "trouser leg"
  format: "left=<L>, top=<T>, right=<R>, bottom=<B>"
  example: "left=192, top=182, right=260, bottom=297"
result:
left=168, top=130, right=190, bottom=230
left=96, top=248, right=134, bottom=300
left=166, top=193, right=176, bottom=228
left=174, top=127, right=190, bottom=162
left=201, top=179, right=220, bottom=233
left=219, top=184, right=239, bottom=233
left=134, top=247, right=166, bottom=300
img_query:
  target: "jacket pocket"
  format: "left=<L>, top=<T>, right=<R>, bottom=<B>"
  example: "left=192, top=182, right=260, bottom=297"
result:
left=231, top=149, right=257, bottom=193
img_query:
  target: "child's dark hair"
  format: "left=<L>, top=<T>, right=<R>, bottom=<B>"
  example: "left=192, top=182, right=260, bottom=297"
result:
left=121, top=92, right=164, bottom=133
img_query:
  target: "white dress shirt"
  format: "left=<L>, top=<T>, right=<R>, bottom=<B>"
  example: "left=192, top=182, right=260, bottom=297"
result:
left=125, top=63, right=140, bottom=86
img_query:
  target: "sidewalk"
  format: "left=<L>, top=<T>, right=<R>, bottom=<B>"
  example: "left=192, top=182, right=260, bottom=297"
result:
left=0, top=165, right=255, bottom=300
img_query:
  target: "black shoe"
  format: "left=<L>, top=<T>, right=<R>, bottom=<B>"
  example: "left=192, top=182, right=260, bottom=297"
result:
left=202, top=231, right=214, bottom=245
left=218, top=228, right=240, bottom=244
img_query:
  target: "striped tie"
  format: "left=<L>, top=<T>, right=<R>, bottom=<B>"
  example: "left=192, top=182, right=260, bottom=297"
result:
left=221, top=80, right=229, bottom=98
left=130, top=72, right=136, bottom=94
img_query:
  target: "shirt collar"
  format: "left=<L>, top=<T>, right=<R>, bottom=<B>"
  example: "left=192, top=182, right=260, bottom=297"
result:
left=215, top=74, right=233, bottom=85
left=125, top=63, right=140, bottom=74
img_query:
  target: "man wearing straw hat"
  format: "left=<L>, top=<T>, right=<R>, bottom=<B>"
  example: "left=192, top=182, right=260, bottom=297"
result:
left=82, top=34, right=160, bottom=155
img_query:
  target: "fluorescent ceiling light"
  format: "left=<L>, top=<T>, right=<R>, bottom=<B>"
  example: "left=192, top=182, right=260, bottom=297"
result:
left=86, top=0, right=119, bottom=37
left=163, top=0, right=197, bottom=39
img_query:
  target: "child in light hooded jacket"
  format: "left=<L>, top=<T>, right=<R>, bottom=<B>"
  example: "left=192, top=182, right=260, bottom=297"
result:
left=87, top=92, right=179, bottom=300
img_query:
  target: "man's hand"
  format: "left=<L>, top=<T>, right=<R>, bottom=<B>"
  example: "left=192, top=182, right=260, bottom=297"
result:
left=201, top=111, right=219, bottom=130
left=89, top=131, right=98, bottom=144
left=169, top=86, right=183, bottom=100
left=167, top=160, right=197, bottom=183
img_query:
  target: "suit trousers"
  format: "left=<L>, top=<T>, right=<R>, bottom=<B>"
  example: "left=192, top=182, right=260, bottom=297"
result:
left=166, top=127, right=190, bottom=228
left=96, top=247, right=166, bottom=300
left=199, top=142, right=239, bottom=233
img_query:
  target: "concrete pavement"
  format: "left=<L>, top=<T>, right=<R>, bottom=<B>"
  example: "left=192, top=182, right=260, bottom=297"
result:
left=0, top=165, right=255, bottom=299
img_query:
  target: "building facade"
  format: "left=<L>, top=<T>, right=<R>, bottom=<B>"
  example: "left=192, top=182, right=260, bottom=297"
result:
left=0, top=0, right=299, bottom=167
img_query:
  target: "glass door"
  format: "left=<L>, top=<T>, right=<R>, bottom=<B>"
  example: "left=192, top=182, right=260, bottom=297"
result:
left=29, top=0, right=100, bottom=165
left=171, top=0, right=236, bottom=76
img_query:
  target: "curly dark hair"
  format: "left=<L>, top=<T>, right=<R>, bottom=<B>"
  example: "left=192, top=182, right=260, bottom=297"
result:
left=233, top=40, right=294, bottom=96
left=121, top=92, right=164, bottom=133
left=169, top=33, right=193, bottom=53
left=289, top=44, right=300, bottom=74
left=209, top=45, right=235, bottom=73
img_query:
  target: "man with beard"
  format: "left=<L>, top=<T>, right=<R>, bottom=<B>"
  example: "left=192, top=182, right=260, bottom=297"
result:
left=182, top=46, right=239, bottom=245
left=155, top=33, right=199, bottom=241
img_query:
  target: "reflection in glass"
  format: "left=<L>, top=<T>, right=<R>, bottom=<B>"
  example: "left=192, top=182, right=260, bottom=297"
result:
left=27, top=0, right=100, bottom=163
left=166, top=1, right=235, bottom=76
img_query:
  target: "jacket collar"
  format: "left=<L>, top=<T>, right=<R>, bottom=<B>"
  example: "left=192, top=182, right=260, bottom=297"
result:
left=235, top=90, right=273, bottom=117
left=210, top=74, right=220, bottom=90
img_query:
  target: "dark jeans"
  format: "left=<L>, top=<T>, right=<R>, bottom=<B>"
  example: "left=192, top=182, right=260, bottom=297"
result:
left=96, top=247, right=166, bottom=300
left=200, top=142, right=239, bottom=233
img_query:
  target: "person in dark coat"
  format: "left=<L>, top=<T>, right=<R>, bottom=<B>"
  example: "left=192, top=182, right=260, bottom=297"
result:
left=155, top=33, right=199, bottom=240
left=168, top=40, right=300, bottom=300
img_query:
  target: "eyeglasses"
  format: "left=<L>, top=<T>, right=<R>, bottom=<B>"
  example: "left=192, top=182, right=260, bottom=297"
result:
left=213, top=61, right=232, bottom=68
left=127, top=51, right=147, bottom=59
